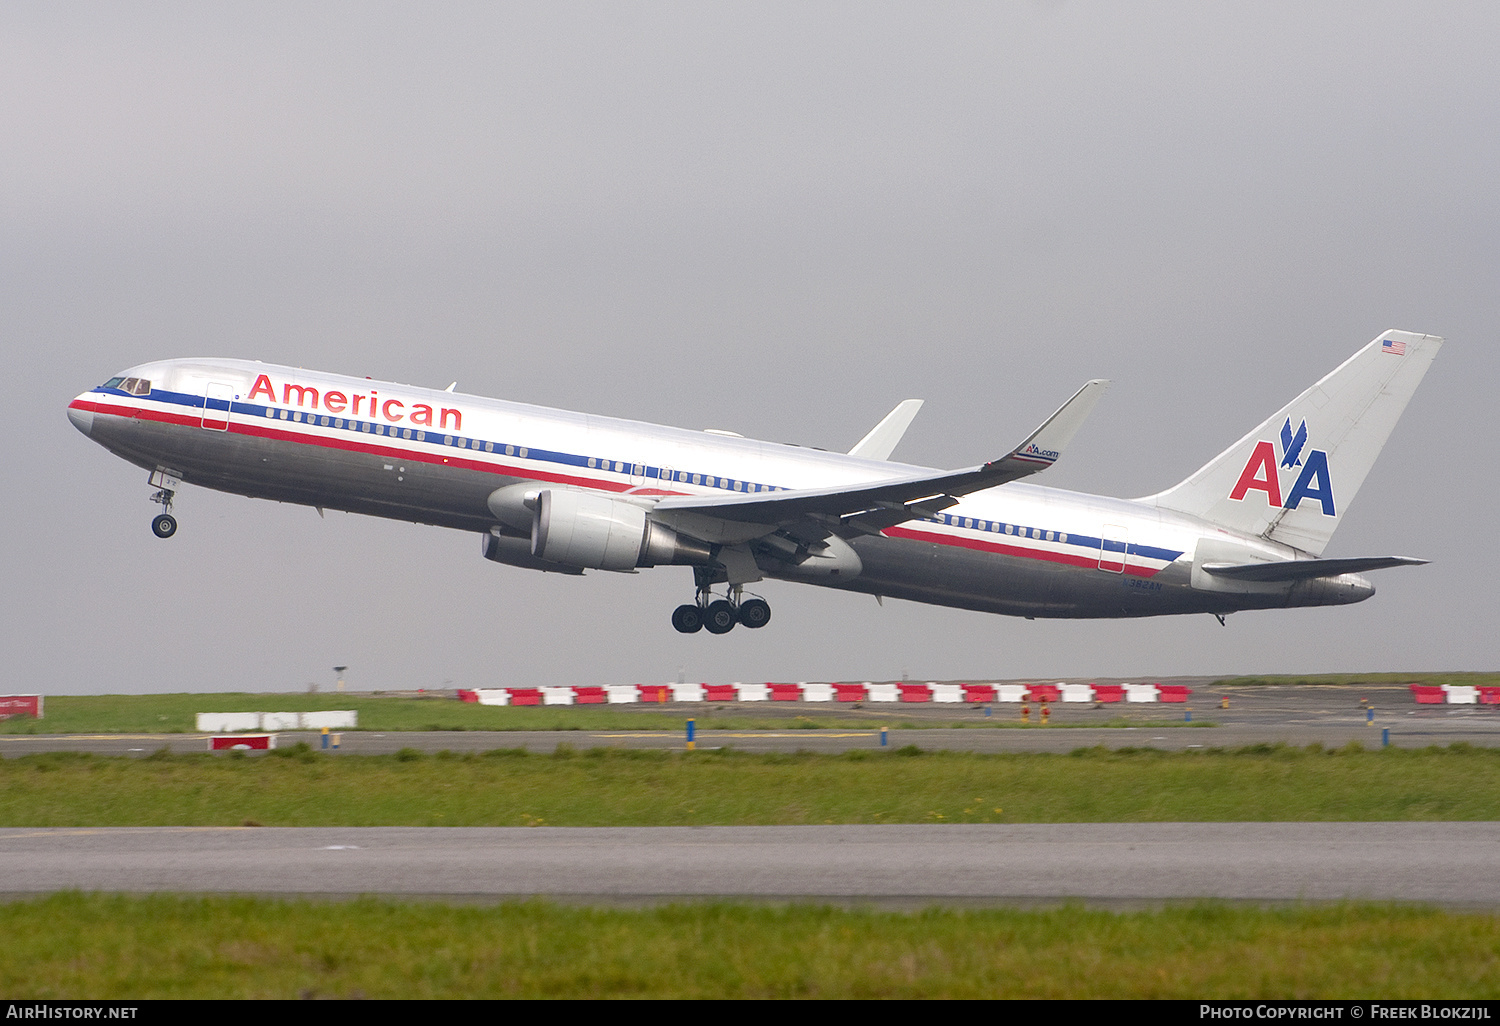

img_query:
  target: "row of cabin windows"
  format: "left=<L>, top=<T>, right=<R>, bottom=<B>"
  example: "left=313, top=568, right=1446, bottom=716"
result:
left=583, top=457, right=779, bottom=493
left=260, top=406, right=528, bottom=454
left=940, top=514, right=1068, bottom=545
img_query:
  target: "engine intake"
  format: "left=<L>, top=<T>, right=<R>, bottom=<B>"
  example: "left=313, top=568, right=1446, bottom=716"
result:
left=531, top=489, right=713, bottom=572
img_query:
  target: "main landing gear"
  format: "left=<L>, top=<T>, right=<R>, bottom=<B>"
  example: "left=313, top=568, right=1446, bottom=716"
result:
left=671, top=585, right=772, bottom=635
left=148, top=472, right=178, bottom=539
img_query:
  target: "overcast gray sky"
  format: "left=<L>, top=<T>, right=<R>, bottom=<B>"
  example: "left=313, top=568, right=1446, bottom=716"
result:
left=6, top=2, right=1496, bottom=695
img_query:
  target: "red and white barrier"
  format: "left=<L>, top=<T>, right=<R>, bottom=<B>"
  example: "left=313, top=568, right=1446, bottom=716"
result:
left=0, top=695, right=42, bottom=720
left=209, top=734, right=276, bottom=751
left=452, top=680, right=1210, bottom=709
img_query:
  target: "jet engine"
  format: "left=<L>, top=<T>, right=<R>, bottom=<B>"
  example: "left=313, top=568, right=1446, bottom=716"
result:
left=531, top=489, right=713, bottom=572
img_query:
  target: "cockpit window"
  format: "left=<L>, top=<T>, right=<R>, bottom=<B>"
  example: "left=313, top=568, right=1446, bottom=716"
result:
left=103, top=377, right=124, bottom=389
left=114, top=378, right=152, bottom=395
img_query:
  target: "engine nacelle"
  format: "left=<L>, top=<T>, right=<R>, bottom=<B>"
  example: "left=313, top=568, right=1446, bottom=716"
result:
left=531, top=489, right=713, bottom=572
left=481, top=530, right=584, bottom=575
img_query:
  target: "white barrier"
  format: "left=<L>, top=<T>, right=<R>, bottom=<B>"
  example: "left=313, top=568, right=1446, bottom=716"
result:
left=1444, top=685, right=1478, bottom=704
left=301, top=710, right=357, bottom=729
left=196, top=713, right=261, bottom=732
left=866, top=683, right=900, bottom=702
left=261, top=711, right=299, bottom=731
left=1060, top=684, right=1094, bottom=703
left=996, top=685, right=1028, bottom=703
left=1124, top=684, right=1159, bottom=703
left=672, top=684, right=705, bottom=702
left=930, top=684, right=964, bottom=703
left=474, top=688, right=509, bottom=706
left=605, top=685, right=639, bottom=704
left=736, top=683, right=769, bottom=702
left=802, top=683, right=834, bottom=702
left=540, top=686, right=575, bottom=706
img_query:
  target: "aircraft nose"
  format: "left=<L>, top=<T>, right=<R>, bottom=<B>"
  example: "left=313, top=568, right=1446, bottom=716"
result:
left=67, top=398, right=94, bottom=438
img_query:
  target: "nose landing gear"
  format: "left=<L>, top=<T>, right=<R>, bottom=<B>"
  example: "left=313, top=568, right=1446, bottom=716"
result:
left=147, top=469, right=179, bottom=539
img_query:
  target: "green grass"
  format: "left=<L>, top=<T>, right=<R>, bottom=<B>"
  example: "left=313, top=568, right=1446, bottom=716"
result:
left=3, top=894, right=1497, bottom=998
left=5, top=743, right=1500, bottom=827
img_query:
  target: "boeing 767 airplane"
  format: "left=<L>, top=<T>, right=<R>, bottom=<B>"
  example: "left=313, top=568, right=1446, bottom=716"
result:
left=67, top=330, right=1439, bottom=634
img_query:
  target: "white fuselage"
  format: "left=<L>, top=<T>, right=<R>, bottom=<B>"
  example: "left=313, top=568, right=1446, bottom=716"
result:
left=68, top=358, right=1376, bottom=622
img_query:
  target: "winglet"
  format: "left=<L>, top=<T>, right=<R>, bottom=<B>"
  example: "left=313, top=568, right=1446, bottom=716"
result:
left=1002, top=379, right=1109, bottom=470
left=848, top=399, right=924, bottom=461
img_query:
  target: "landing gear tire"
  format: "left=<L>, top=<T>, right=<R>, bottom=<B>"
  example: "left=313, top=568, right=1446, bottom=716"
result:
left=671, top=604, right=704, bottom=634
left=738, top=598, right=771, bottom=629
left=703, top=600, right=738, bottom=634
left=151, top=513, right=178, bottom=539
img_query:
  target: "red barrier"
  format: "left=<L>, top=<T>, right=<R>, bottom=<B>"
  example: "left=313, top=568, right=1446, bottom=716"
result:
left=456, top=689, right=478, bottom=704
left=0, top=695, right=42, bottom=720
left=1410, top=685, right=1446, bottom=705
left=768, top=683, right=802, bottom=702
left=962, top=684, right=996, bottom=703
left=1156, top=685, right=1192, bottom=703
left=897, top=683, right=932, bottom=703
left=573, top=687, right=607, bottom=705
left=637, top=685, right=673, bottom=704
left=508, top=688, right=542, bottom=707
left=1026, top=685, right=1061, bottom=703
left=1091, top=685, right=1124, bottom=703
left=1479, top=687, right=1500, bottom=706
left=209, top=734, right=275, bottom=751
left=832, top=684, right=867, bottom=702
left=703, top=684, right=738, bottom=702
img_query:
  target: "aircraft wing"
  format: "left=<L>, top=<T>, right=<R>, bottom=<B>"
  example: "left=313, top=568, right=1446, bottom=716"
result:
left=651, top=379, right=1108, bottom=540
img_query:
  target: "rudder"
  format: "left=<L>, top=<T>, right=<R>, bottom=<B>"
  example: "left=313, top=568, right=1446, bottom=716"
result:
left=1143, top=330, right=1442, bottom=555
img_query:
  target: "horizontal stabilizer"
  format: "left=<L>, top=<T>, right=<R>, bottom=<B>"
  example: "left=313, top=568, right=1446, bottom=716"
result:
left=848, top=399, right=924, bottom=461
left=1202, top=556, right=1428, bottom=582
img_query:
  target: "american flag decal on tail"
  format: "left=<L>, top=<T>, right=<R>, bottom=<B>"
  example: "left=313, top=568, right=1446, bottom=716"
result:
left=1382, top=338, right=1407, bottom=356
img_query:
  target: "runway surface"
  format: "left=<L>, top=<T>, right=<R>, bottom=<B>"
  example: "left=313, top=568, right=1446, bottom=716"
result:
left=2, top=823, right=1496, bottom=906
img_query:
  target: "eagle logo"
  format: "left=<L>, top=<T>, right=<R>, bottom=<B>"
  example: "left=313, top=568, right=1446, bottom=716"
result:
left=1279, top=418, right=1308, bottom=469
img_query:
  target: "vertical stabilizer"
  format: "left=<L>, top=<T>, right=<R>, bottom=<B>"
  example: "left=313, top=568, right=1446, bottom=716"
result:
left=1144, top=330, right=1442, bottom=555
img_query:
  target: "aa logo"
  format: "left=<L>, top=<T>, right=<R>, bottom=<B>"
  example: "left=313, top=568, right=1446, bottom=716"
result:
left=1229, top=418, right=1336, bottom=516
